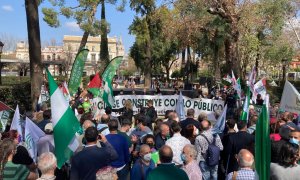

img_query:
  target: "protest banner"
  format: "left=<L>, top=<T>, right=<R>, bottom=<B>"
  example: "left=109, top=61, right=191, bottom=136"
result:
left=92, top=95, right=224, bottom=120
left=68, top=49, right=89, bottom=96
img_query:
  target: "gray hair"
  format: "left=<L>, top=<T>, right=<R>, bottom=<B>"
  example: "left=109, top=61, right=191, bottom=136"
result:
left=238, top=149, right=254, bottom=168
left=184, top=144, right=197, bottom=159
left=96, top=166, right=117, bottom=180
left=38, top=152, right=57, bottom=174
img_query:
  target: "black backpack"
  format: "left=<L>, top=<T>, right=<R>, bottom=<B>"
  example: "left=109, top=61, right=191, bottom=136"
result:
left=200, top=134, right=220, bottom=166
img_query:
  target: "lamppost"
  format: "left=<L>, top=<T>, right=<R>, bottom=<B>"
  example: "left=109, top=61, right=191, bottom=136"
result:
left=282, top=58, right=288, bottom=85
left=0, top=41, right=4, bottom=85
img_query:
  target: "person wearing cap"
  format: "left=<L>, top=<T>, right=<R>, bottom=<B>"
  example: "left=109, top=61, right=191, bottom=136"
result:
left=37, top=123, right=55, bottom=155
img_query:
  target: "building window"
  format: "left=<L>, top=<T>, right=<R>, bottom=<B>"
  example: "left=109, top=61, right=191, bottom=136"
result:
left=92, top=46, right=95, bottom=51
left=47, top=55, right=51, bottom=60
left=91, top=54, right=96, bottom=62
left=52, top=53, right=56, bottom=60
left=57, top=55, right=61, bottom=60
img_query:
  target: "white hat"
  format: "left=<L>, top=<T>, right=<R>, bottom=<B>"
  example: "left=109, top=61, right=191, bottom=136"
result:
left=44, top=123, right=53, bottom=132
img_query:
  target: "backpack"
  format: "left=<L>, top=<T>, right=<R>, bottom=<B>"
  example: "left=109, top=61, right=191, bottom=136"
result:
left=200, top=134, right=220, bottom=166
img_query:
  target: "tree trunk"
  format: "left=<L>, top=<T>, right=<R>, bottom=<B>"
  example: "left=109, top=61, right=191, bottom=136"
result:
left=78, top=31, right=89, bottom=53
left=25, top=0, right=43, bottom=111
left=100, top=0, right=109, bottom=71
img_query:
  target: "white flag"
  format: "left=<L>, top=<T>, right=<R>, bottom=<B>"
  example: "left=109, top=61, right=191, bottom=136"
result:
left=10, top=105, right=23, bottom=140
left=212, top=105, right=228, bottom=134
left=175, top=91, right=185, bottom=121
left=249, top=66, right=257, bottom=93
left=280, top=81, right=300, bottom=114
left=252, top=78, right=267, bottom=103
left=25, top=117, right=45, bottom=162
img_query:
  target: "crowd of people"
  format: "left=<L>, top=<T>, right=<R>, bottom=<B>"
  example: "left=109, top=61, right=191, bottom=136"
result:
left=1, top=88, right=300, bottom=180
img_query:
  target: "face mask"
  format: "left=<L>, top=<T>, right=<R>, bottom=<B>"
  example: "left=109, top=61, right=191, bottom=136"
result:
left=195, top=129, right=199, bottom=135
left=143, top=153, right=152, bottom=162
left=181, top=154, right=186, bottom=162
left=175, top=117, right=179, bottom=122
left=290, top=138, right=300, bottom=146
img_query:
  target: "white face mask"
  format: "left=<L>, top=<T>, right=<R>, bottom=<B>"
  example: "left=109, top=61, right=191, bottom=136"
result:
left=175, top=117, right=179, bottom=122
left=195, top=128, right=199, bottom=135
left=143, top=153, right=152, bottom=162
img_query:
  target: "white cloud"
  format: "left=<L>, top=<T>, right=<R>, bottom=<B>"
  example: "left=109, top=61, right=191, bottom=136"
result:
left=2, top=5, right=13, bottom=12
left=65, top=22, right=80, bottom=32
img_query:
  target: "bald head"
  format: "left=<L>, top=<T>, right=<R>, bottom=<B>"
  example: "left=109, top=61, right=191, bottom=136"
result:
left=159, top=145, right=173, bottom=163
left=140, top=144, right=150, bottom=156
left=237, top=149, right=254, bottom=168
left=83, top=120, right=94, bottom=130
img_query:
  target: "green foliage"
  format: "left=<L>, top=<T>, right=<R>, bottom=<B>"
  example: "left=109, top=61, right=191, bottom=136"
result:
left=42, top=8, right=60, bottom=27
left=60, top=7, right=73, bottom=18
left=171, top=70, right=183, bottom=79
left=0, top=81, right=31, bottom=111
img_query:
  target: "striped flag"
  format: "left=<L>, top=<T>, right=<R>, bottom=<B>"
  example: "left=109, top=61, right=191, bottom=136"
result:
left=47, top=69, right=80, bottom=168
left=240, top=87, right=250, bottom=122
left=255, top=104, right=271, bottom=180
left=87, top=72, right=102, bottom=97
left=101, top=56, right=123, bottom=107
left=175, top=91, right=185, bottom=121
left=24, top=117, right=45, bottom=162
left=231, top=71, right=241, bottom=99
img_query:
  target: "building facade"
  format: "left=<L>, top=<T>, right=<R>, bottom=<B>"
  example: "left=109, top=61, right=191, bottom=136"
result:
left=14, top=35, right=125, bottom=76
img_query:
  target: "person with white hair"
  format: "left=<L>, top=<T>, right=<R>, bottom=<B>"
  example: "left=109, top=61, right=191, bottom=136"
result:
left=226, top=149, right=255, bottom=180
left=181, top=144, right=202, bottom=180
left=37, top=152, right=57, bottom=180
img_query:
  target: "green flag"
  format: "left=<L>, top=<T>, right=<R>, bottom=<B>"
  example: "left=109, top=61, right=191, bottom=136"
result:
left=47, top=69, right=80, bottom=168
left=68, top=49, right=89, bottom=96
left=101, top=56, right=123, bottom=107
left=255, top=104, right=271, bottom=180
left=240, top=86, right=250, bottom=122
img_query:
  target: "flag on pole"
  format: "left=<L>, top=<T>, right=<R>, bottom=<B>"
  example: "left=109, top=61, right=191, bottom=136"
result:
left=68, top=49, right=89, bottom=96
left=101, top=56, right=123, bottom=107
left=255, top=104, right=271, bottom=180
left=279, top=81, right=300, bottom=114
left=240, top=87, right=250, bottom=122
left=212, top=104, right=228, bottom=134
left=38, top=85, right=50, bottom=105
left=252, top=78, right=267, bottom=104
left=87, top=72, right=102, bottom=97
left=222, top=74, right=232, bottom=86
left=10, top=105, right=23, bottom=141
left=0, top=101, right=12, bottom=132
left=47, top=69, right=80, bottom=168
left=231, top=71, right=241, bottom=99
left=175, top=91, right=185, bottom=121
left=24, top=117, right=45, bottom=162
left=249, top=66, right=257, bottom=93
left=60, top=82, right=71, bottom=102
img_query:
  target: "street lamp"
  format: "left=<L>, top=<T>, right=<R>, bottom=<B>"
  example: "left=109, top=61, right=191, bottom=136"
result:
left=0, top=41, right=4, bottom=85
left=282, top=58, right=288, bottom=84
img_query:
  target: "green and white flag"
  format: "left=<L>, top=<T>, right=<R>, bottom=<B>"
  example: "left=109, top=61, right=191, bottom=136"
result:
left=68, top=49, right=89, bottom=96
left=101, top=56, right=123, bottom=107
left=240, top=87, right=250, bottom=122
left=255, top=104, right=271, bottom=180
left=47, top=69, right=80, bottom=168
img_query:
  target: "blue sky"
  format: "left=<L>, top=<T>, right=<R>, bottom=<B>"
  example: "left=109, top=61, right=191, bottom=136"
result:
left=0, top=0, right=136, bottom=53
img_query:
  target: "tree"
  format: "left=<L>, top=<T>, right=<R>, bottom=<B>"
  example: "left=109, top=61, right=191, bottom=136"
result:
left=42, top=0, right=125, bottom=72
left=25, top=0, right=43, bottom=111
left=129, top=0, right=156, bottom=88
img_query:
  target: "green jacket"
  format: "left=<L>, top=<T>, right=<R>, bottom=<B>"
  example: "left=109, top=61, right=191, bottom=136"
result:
left=147, top=163, right=189, bottom=180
